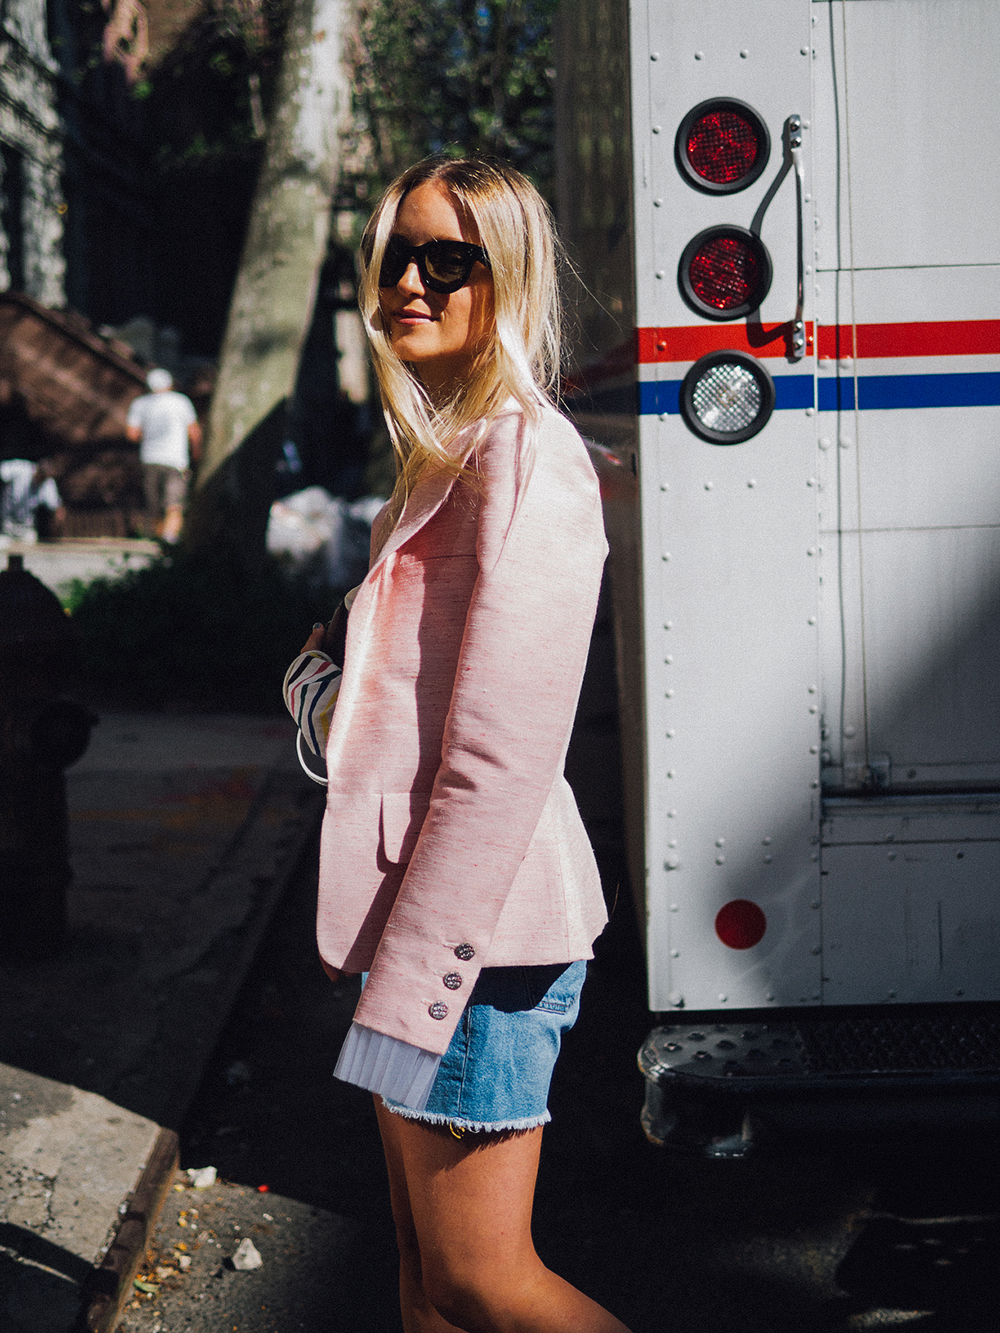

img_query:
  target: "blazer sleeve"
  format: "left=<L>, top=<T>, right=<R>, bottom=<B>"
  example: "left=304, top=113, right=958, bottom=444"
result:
left=352, top=410, right=609, bottom=1055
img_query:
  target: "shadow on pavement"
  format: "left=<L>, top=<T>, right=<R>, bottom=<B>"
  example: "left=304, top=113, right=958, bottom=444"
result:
left=836, top=1214, right=1000, bottom=1328
left=0, top=1224, right=93, bottom=1333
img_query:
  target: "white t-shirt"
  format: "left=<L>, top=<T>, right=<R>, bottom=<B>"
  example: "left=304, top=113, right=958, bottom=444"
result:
left=127, top=390, right=197, bottom=469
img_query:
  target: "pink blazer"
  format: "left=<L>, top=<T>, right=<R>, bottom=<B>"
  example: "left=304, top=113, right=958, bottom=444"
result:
left=316, top=405, right=609, bottom=1056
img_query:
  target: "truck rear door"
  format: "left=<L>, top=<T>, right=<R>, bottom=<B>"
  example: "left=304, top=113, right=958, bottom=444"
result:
left=812, top=0, right=1000, bottom=1006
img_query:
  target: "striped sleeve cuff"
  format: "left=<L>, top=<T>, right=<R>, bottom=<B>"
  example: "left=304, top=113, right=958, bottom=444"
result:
left=282, top=651, right=342, bottom=756
left=333, top=1023, right=440, bottom=1111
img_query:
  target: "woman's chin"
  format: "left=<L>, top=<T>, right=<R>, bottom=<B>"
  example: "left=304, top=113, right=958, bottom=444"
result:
left=391, top=331, right=437, bottom=363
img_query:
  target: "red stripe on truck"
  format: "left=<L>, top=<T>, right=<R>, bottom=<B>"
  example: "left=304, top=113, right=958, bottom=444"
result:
left=637, top=322, right=810, bottom=362
left=815, top=320, right=1000, bottom=359
left=636, top=320, right=999, bottom=364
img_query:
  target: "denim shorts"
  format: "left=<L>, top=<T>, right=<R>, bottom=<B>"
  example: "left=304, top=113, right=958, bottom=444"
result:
left=383, top=960, right=587, bottom=1134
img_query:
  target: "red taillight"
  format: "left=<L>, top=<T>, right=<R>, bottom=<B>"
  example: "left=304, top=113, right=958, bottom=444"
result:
left=715, top=899, right=767, bottom=951
left=679, top=226, right=772, bottom=320
left=690, top=237, right=762, bottom=308
left=688, top=111, right=759, bottom=184
left=676, top=99, right=770, bottom=194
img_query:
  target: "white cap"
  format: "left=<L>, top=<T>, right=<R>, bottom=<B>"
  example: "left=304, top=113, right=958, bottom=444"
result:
left=147, top=368, right=173, bottom=391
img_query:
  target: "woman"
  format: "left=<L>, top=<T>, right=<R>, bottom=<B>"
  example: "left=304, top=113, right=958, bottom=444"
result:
left=301, top=158, right=631, bottom=1333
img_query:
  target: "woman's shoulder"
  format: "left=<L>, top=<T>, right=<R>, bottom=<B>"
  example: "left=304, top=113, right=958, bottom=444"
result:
left=480, top=401, right=599, bottom=488
left=472, top=402, right=606, bottom=566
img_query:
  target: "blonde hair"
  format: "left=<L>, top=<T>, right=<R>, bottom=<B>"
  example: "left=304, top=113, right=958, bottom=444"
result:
left=359, top=158, right=562, bottom=538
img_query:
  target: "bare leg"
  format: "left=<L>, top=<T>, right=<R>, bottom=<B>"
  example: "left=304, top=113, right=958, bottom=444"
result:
left=141, top=465, right=163, bottom=540
left=161, top=504, right=184, bottom=544
left=375, top=1098, right=632, bottom=1333
left=377, top=1099, right=467, bottom=1333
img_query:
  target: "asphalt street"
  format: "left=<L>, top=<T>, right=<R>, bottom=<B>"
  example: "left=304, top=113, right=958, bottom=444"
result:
left=115, top=827, right=1000, bottom=1333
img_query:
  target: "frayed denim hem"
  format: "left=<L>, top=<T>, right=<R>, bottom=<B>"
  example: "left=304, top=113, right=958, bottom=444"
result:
left=380, top=1097, right=552, bottom=1134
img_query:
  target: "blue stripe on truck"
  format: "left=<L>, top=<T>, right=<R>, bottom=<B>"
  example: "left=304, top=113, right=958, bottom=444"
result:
left=637, top=376, right=813, bottom=415
left=638, top=373, right=1000, bottom=416
left=817, top=372, right=1000, bottom=411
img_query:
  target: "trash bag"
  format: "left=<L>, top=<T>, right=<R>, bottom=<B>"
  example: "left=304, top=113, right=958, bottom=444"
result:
left=266, top=487, right=386, bottom=590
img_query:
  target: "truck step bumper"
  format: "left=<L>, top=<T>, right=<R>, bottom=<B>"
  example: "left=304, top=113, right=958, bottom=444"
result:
left=638, top=1008, right=1000, bottom=1155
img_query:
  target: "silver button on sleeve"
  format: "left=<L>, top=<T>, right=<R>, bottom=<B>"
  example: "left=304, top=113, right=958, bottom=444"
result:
left=428, top=1002, right=449, bottom=1020
left=443, top=972, right=462, bottom=990
left=454, top=943, right=475, bottom=961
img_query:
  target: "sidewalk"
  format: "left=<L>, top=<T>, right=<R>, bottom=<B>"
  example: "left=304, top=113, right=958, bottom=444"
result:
left=0, top=538, right=159, bottom=602
left=0, top=713, right=324, bottom=1332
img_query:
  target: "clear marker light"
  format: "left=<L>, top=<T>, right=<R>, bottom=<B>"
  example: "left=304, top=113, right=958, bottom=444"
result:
left=681, top=351, right=775, bottom=445
left=691, top=361, right=761, bottom=433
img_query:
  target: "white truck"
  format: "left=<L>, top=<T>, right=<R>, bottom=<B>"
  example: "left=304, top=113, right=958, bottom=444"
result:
left=556, top=0, right=1000, bottom=1153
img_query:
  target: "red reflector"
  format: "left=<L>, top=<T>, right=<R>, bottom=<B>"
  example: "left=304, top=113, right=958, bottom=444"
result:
left=679, top=226, right=772, bottom=321
left=675, top=99, right=771, bottom=195
left=690, top=237, right=762, bottom=311
left=687, top=110, right=761, bottom=185
left=715, top=899, right=767, bottom=950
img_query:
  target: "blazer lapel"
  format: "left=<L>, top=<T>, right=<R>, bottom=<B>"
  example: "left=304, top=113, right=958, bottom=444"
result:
left=369, top=462, right=461, bottom=573
left=325, top=461, right=461, bottom=777
left=369, top=404, right=522, bottom=572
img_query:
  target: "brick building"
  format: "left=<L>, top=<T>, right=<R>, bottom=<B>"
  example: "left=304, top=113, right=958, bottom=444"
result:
left=0, top=0, right=67, bottom=307
left=0, top=0, right=275, bottom=355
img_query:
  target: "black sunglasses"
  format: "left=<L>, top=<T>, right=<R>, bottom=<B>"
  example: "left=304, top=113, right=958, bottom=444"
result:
left=374, top=235, right=491, bottom=294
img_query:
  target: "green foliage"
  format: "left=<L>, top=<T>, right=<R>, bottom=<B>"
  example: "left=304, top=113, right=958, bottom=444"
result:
left=348, top=0, right=560, bottom=201
left=67, top=550, right=338, bottom=712
left=147, top=0, right=292, bottom=173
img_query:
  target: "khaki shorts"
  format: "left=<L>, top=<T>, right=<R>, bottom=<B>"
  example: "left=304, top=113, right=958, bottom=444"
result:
left=142, top=463, right=188, bottom=515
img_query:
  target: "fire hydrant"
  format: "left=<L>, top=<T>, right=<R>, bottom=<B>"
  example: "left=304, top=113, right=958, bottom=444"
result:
left=0, top=554, right=95, bottom=961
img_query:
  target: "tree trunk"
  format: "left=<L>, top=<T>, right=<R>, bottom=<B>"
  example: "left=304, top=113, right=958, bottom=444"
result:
left=187, top=0, right=350, bottom=559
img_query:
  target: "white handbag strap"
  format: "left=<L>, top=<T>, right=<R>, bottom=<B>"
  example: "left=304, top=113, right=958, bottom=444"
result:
left=296, top=728, right=329, bottom=786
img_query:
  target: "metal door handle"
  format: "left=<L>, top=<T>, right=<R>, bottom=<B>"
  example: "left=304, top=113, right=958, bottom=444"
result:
left=749, top=114, right=806, bottom=360
left=787, top=115, right=806, bottom=361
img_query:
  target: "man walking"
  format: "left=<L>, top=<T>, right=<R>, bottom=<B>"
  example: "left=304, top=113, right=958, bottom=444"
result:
left=126, top=368, right=201, bottom=543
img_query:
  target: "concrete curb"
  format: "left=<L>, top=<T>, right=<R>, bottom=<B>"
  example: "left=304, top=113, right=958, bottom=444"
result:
left=79, top=1128, right=179, bottom=1333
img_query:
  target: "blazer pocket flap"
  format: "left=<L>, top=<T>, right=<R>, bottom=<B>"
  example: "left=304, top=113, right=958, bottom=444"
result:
left=381, top=791, right=432, bottom=864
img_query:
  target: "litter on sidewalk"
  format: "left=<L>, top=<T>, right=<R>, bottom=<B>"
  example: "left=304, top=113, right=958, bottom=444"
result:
left=230, top=1237, right=263, bottom=1271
